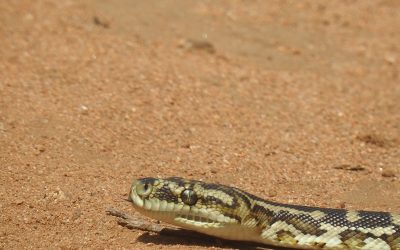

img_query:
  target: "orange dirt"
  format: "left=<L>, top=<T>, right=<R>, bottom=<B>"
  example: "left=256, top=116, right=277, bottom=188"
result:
left=1, top=1, right=399, bottom=249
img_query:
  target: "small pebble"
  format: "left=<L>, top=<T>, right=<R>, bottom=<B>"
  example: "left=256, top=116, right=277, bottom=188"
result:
left=80, top=105, right=89, bottom=115
left=178, top=38, right=215, bottom=54
left=93, top=15, right=110, bottom=28
left=71, top=209, right=82, bottom=221
left=15, top=200, right=24, bottom=205
left=384, top=53, right=397, bottom=64
left=381, top=169, right=396, bottom=178
left=210, top=168, right=218, bottom=174
left=268, top=190, right=277, bottom=197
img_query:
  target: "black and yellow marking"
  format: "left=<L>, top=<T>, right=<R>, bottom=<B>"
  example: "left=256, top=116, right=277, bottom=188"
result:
left=129, top=177, right=400, bottom=250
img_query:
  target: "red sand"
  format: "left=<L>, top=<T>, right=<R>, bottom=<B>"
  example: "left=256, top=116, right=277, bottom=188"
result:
left=1, top=1, right=399, bottom=249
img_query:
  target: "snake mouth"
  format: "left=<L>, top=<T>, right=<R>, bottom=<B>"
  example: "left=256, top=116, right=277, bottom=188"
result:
left=174, top=213, right=223, bottom=228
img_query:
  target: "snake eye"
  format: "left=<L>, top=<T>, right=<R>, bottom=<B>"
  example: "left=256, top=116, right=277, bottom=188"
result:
left=181, top=189, right=198, bottom=206
left=136, top=180, right=153, bottom=197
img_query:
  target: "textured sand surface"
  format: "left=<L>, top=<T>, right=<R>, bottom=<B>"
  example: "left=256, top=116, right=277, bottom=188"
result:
left=1, top=1, right=399, bottom=249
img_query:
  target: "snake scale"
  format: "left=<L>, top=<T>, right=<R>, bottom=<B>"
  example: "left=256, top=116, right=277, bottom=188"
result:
left=128, top=177, right=400, bottom=249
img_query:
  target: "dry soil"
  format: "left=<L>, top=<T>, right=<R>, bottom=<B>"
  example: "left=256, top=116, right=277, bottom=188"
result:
left=1, top=1, right=399, bottom=249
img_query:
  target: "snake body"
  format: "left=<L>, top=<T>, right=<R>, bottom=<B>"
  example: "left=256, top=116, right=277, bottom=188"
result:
left=128, top=177, right=400, bottom=249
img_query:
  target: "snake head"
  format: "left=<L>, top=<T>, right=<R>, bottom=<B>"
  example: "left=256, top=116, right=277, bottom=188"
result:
left=128, top=177, right=245, bottom=231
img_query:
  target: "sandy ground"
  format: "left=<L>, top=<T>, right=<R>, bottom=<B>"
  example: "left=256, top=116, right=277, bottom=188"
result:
left=1, top=1, right=400, bottom=249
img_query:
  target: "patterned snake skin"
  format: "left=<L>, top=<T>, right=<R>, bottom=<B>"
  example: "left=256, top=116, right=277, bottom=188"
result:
left=128, top=177, right=400, bottom=249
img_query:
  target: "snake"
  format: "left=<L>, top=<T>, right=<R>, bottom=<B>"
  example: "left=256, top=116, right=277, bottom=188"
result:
left=128, top=177, right=400, bottom=250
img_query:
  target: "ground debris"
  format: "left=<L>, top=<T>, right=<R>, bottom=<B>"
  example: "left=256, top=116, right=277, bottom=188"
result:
left=178, top=39, right=215, bottom=54
left=105, top=207, right=268, bottom=249
left=333, top=164, right=365, bottom=171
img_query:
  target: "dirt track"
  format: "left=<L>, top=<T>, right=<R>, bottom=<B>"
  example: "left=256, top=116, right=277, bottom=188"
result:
left=1, top=1, right=399, bottom=249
